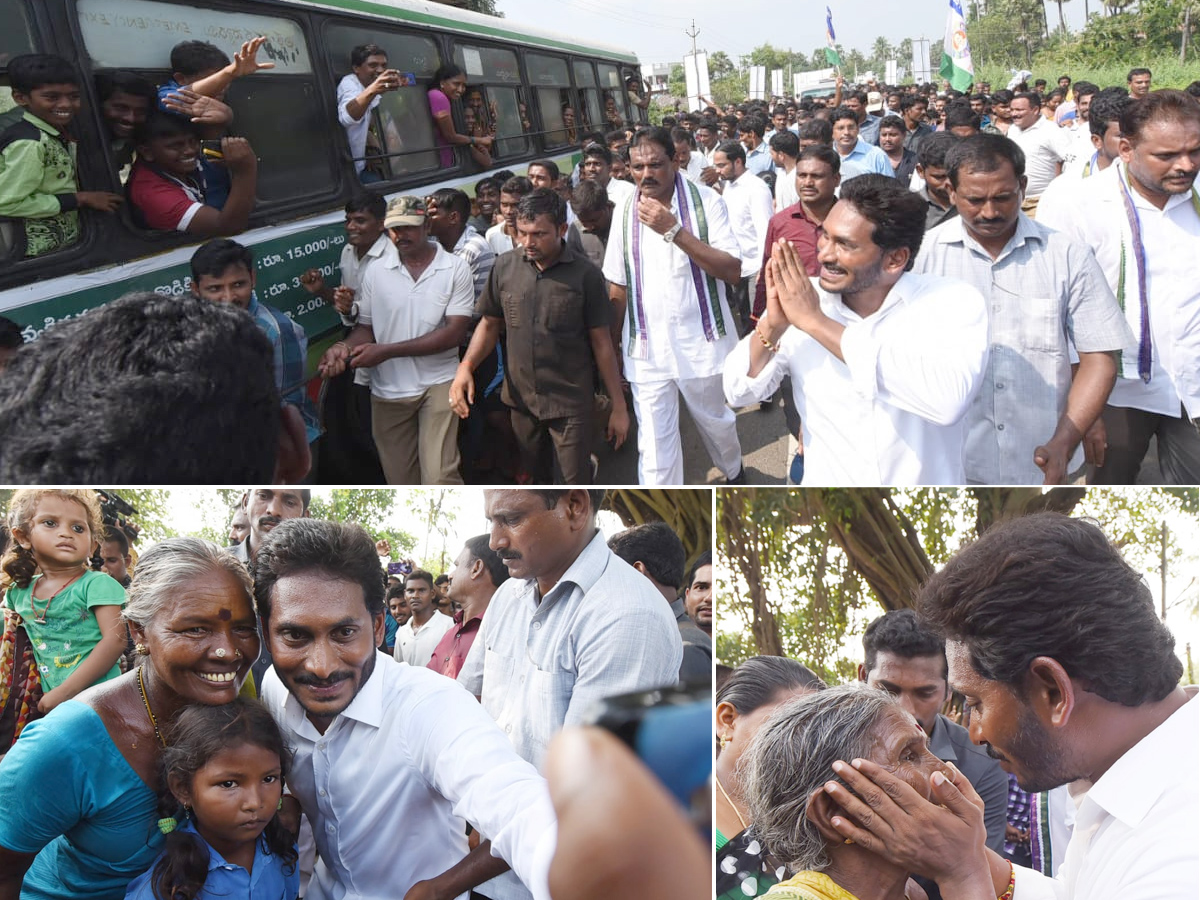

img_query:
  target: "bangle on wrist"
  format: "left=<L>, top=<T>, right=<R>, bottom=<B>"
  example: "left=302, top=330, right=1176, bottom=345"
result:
left=755, top=324, right=779, bottom=354
left=997, top=860, right=1015, bottom=900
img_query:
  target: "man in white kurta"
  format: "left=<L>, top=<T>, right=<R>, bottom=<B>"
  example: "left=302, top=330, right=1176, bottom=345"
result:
left=602, top=127, right=745, bottom=484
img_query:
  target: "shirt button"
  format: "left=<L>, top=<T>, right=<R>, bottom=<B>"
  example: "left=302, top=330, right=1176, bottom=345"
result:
left=533, top=622, right=541, bottom=630
left=327, top=824, right=336, bottom=832
left=320, top=789, right=327, bottom=796
left=998, top=423, right=1006, bottom=431
left=505, top=724, right=512, bottom=733
left=996, top=382, right=1004, bottom=390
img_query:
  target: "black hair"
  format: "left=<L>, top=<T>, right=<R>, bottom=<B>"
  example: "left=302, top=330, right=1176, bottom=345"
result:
left=877, top=114, right=906, bottom=134
left=0, top=292, right=278, bottom=482
left=1120, top=89, right=1200, bottom=145
left=430, top=63, right=466, bottom=90
left=135, top=112, right=198, bottom=146
left=899, top=94, right=928, bottom=113
left=95, top=69, right=156, bottom=104
left=0, top=317, right=22, bottom=351
left=1011, top=91, right=1042, bottom=110
left=345, top=191, right=387, bottom=220
left=943, top=103, right=982, bottom=132
left=1186, top=81, right=1200, bottom=100
left=385, top=582, right=406, bottom=602
left=532, top=489, right=606, bottom=517
left=917, top=130, right=958, bottom=169
left=492, top=169, right=516, bottom=183
left=837, top=174, right=927, bottom=271
left=583, top=142, right=614, bottom=166
left=405, top=568, right=434, bottom=590
left=768, top=130, right=800, bottom=158
left=736, top=116, right=766, bottom=138
left=862, top=609, right=946, bottom=678
left=101, top=526, right=130, bottom=556
left=991, top=89, right=1014, bottom=104
left=716, top=656, right=826, bottom=715
left=350, top=43, right=386, bottom=68
left=630, top=125, right=675, bottom=160
left=430, top=187, right=472, bottom=222
left=516, top=187, right=566, bottom=227
left=434, top=573, right=449, bottom=585
left=528, top=158, right=561, bottom=182
left=500, top=175, right=534, bottom=197
left=463, top=534, right=509, bottom=589
left=580, top=129, right=605, bottom=147
left=475, top=175, right=499, bottom=194
left=170, top=41, right=231, bottom=79
left=919, top=513, right=1182, bottom=706
left=828, top=106, right=859, bottom=126
left=670, top=127, right=697, bottom=150
left=1127, top=67, right=1152, bottom=81
left=606, top=522, right=686, bottom=590
left=1072, top=81, right=1099, bottom=102
left=605, top=129, right=629, bottom=146
left=8, top=54, right=78, bottom=94
left=797, top=119, right=833, bottom=145
left=715, top=139, right=746, bottom=165
left=686, top=550, right=712, bottom=590
left=570, top=179, right=610, bottom=216
left=253, top=519, right=387, bottom=627
left=1089, top=88, right=1132, bottom=140
left=796, top=143, right=841, bottom=177
left=190, top=238, right=254, bottom=284
left=154, top=699, right=296, bottom=900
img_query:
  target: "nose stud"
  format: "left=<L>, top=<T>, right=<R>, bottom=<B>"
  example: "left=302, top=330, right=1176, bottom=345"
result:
left=215, top=648, right=226, bottom=658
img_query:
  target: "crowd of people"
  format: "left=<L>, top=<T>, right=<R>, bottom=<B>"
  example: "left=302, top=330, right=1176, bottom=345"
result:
left=716, top=513, right=1198, bottom=900
left=2, top=46, right=1197, bottom=486
left=0, top=487, right=711, bottom=900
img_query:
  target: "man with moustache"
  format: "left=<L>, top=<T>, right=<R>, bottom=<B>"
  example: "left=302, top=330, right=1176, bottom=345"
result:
left=253, top=518, right=558, bottom=900
left=318, top=195, right=473, bottom=484
left=822, top=513, right=1198, bottom=900
left=458, top=488, right=681, bottom=900
left=427, top=535, right=508, bottom=680
left=723, top=174, right=988, bottom=484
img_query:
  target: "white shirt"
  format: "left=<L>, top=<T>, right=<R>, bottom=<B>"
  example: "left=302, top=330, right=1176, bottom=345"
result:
left=1008, top=116, right=1069, bottom=196
left=260, top=655, right=557, bottom=900
left=722, top=272, right=990, bottom=484
left=336, top=73, right=380, bottom=175
left=601, top=179, right=740, bottom=382
left=339, top=233, right=398, bottom=386
left=485, top=222, right=515, bottom=256
left=680, top=151, right=706, bottom=183
left=1012, top=696, right=1198, bottom=900
left=603, top=175, right=635, bottom=210
left=393, top=608, right=455, bottom=667
left=1061, top=123, right=1097, bottom=171
left=358, top=243, right=475, bottom=399
left=1034, top=157, right=1098, bottom=228
left=722, top=170, right=775, bottom=277
left=1038, top=162, right=1200, bottom=418
left=774, top=164, right=799, bottom=212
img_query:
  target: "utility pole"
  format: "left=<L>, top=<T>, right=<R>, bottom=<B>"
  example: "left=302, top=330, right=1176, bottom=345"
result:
left=686, top=19, right=700, bottom=59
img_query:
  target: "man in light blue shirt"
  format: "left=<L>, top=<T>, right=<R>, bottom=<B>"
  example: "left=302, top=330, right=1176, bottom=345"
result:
left=831, top=107, right=894, bottom=183
left=737, top=116, right=774, bottom=176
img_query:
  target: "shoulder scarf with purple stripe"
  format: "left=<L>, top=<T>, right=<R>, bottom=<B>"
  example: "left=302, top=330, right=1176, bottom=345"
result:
left=1114, top=161, right=1200, bottom=382
left=621, top=173, right=726, bottom=360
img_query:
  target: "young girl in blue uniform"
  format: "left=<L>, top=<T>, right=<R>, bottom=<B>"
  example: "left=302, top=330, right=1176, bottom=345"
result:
left=124, top=698, right=299, bottom=900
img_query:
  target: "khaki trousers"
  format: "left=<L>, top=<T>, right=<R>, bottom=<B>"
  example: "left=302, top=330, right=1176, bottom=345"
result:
left=370, top=382, right=463, bottom=484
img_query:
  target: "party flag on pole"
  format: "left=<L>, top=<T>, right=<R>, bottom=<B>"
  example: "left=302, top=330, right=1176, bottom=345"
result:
left=825, top=7, right=842, bottom=68
left=939, top=0, right=974, bottom=91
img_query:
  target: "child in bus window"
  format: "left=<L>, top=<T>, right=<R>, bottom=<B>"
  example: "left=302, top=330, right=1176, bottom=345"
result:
left=0, top=54, right=122, bottom=258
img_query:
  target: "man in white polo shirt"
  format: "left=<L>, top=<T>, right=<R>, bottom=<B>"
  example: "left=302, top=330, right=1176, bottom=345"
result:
left=713, top=139, right=775, bottom=337
left=1007, top=91, right=1068, bottom=215
left=318, top=195, right=473, bottom=484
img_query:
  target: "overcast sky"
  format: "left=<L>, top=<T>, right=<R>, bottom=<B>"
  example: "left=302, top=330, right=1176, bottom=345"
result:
left=499, top=0, right=1091, bottom=68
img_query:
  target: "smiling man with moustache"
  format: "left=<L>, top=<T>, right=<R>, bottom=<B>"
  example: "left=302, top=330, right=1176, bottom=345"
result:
left=253, top=518, right=558, bottom=900
left=459, top=488, right=681, bottom=900
left=724, top=174, right=989, bottom=484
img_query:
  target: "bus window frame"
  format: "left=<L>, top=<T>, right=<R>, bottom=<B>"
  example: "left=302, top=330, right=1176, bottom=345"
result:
left=524, top=49, right=573, bottom=152
left=450, top=37, right=537, bottom=161
left=571, top=58, right=602, bottom=136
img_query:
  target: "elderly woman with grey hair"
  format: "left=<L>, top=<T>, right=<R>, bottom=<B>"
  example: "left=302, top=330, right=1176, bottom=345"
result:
left=742, top=683, right=965, bottom=900
left=0, top=539, right=259, bottom=900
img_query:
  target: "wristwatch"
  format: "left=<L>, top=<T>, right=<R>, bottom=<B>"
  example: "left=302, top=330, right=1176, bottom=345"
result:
left=663, top=222, right=683, bottom=243
left=349, top=302, right=360, bottom=320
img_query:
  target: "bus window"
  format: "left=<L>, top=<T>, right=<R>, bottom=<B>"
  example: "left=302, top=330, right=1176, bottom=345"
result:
left=598, top=63, right=625, bottom=127
left=525, top=53, right=571, bottom=148
left=572, top=60, right=601, bottom=133
left=325, top=25, right=440, bottom=178
left=453, top=44, right=529, bottom=159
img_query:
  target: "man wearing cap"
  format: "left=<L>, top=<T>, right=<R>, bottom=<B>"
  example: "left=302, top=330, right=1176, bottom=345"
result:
left=318, top=195, right=474, bottom=484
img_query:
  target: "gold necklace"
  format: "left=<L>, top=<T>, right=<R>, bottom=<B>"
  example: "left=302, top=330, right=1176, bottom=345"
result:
left=137, top=665, right=166, bottom=748
left=715, top=772, right=748, bottom=832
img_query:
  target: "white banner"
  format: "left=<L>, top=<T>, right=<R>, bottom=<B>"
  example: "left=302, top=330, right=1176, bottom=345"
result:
left=771, top=69, right=784, bottom=98
left=683, top=51, right=711, bottom=112
left=749, top=65, right=766, bottom=100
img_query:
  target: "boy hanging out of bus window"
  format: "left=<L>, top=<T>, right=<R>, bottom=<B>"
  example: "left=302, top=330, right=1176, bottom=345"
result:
left=127, top=113, right=258, bottom=237
left=0, top=54, right=123, bottom=258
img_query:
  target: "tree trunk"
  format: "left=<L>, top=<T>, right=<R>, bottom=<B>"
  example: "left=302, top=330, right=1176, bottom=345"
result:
left=1057, top=0, right=1068, bottom=32
left=607, top=488, right=712, bottom=570
left=718, top=490, right=784, bottom=656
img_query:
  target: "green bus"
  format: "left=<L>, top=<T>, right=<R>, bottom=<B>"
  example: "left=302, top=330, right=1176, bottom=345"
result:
left=0, top=0, right=643, bottom=349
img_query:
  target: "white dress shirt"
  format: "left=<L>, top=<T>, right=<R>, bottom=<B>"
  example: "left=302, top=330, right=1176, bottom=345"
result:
left=774, top=164, right=799, bottom=212
left=722, top=272, right=989, bottom=485
left=1038, top=162, right=1200, bottom=418
left=603, top=175, right=635, bottom=210
left=336, top=73, right=380, bottom=175
left=723, top=169, right=776, bottom=277
left=260, top=654, right=557, bottom=900
left=393, top=608, right=455, bottom=667
left=338, top=233, right=398, bottom=386
left=1012, top=696, right=1198, bottom=900
left=1008, top=116, right=1069, bottom=196
left=357, top=244, right=475, bottom=399
left=601, top=180, right=740, bottom=382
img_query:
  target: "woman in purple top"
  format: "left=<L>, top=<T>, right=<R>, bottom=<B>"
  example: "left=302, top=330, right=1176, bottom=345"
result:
left=428, top=64, right=492, bottom=168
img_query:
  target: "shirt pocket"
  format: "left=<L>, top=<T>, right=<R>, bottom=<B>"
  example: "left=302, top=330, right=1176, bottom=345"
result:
left=541, top=287, right=581, bottom=335
left=1017, top=297, right=1063, bottom=354
left=418, top=294, right=449, bottom=332
left=502, top=290, right=521, bottom=331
